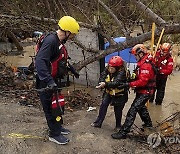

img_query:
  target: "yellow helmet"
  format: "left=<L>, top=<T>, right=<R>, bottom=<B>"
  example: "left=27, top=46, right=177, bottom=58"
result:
left=58, top=16, right=80, bottom=34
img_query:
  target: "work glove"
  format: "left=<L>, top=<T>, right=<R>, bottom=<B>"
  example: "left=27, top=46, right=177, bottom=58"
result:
left=47, top=82, right=58, bottom=91
left=118, top=82, right=129, bottom=89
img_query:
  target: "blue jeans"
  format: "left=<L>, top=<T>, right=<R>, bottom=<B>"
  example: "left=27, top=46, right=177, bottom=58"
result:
left=94, top=93, right=126, bottom=128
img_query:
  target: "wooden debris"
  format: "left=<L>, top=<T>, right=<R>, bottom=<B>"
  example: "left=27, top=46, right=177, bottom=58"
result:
left=65, top=90, right=97, bottom=110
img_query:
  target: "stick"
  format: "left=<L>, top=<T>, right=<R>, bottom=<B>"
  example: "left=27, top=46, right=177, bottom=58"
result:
left=150, top=22, right=156, bottom=55
left=153, top=28, right=165, bottom=58
left=146, top=23, right=156, bottom=108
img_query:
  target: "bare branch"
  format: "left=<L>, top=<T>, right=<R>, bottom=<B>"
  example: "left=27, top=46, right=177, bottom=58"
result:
left=96, top=28, right=116, bottom=46
left=98, top=0, right=128, bottom=36
left=57, top=0, right=68, bottom=15
left=69, top=3, right=92, bottom=23
left=44, top=0, right=53, bottom=18
left=52, top=0, right=61, bottom=16
left=6, top=29, right=23, bottom=51
left=131, top=0, right=166, bottom=26
left=71, top=39, right=99, bottom=53
left=74, top=24, right=180, bottom=71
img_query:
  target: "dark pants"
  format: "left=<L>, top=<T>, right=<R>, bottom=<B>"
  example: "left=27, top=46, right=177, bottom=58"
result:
left=121, top=93, right=152, bottom=134
left=39, top=91, right=62, bottom=137
left=150, top=76, right=167, bottom=104
left=94, top=93, right=126, bottom=128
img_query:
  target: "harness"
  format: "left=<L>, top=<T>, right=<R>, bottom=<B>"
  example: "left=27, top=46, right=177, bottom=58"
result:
left=105, top=74, right=124, bottom=96
left=36, top=32, right=68, bottom=78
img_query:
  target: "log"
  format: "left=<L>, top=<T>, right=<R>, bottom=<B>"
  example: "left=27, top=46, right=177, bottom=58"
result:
left=6, top=29, right=23, bottom=51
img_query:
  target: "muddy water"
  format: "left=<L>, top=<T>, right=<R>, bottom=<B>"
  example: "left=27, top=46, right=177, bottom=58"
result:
left=0, top=45, right=35, bottom=67
left=122, top=72, right=180, bottom=127
left=149, top=72, right=180, bottom=125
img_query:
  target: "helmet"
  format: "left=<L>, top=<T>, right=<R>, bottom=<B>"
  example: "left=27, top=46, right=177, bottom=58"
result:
left=131, top=44, right=147, bottom=55
left=108, top=56, right=123, bottom=67
left=58, top=16, right=80, bottom=34
left=160, top=43, right=171, bottom=53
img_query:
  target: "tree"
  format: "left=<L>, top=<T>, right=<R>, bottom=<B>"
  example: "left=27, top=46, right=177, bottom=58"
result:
left=0, top=0, right=180, bottom=70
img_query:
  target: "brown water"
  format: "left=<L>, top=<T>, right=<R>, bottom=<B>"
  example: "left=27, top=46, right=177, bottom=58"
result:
left=127, top=72, right=180, bottom=128
left=0, top=45, right=35, bottom=67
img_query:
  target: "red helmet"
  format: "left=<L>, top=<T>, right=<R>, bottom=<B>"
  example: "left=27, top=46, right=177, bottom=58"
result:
left=160, top=43, right=171, bottom=53
left=131, top=44, right=147, bottom=55
left=108, top=56, right=123, bottom=67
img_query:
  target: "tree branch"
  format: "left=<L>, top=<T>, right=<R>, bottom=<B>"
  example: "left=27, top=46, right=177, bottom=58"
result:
left=74, top=24, right=180, bottom=71
left=131, top=0, right=166, bottom=26
left=44, top=0, right=53, bottom=18
left=57, top=0, right=68, bottom=15
left=98, top=0, right=128, bottom=36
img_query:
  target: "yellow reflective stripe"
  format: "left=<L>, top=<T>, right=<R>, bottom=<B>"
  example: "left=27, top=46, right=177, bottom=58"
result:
left=105, top=74, right=124, bottom=95
left=4, top=133, right=45, bottom=139
left=105, top=74, right=111, bottom=82
left=106, top=88, right=124, bottom=95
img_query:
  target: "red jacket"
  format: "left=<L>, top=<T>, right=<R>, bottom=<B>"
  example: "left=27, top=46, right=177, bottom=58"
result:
left=129, top=54, right=156, bottom=94
left=155, top=51, right=173, bottom=78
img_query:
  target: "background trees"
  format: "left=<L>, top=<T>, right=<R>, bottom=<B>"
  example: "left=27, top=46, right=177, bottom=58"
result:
left=0, top=0, right=180, bottom=69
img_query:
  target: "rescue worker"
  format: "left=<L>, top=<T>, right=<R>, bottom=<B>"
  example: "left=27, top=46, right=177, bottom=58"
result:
left=35, top=16, right=80, bottom=145
left=91, top=56, right=128, bottom=131
left=111, top=44, right=155, bottom=139
left=149, top=43, right=173, bottom=105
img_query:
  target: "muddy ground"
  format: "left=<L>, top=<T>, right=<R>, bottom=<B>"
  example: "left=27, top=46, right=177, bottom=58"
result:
left=0, top=44, right=180, bottom=154
left=0, top=71, right=179, bottom=154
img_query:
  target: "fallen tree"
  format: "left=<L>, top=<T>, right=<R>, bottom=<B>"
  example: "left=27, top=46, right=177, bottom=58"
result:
left=0, top=0, right=180, bottom=70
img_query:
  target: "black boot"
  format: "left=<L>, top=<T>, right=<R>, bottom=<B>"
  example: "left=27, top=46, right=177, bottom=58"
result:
left=142, top=123, right=153, bottom=128
left=155, top=102, right=162, bottom=105
left=111, top=131, right=127, bottom=139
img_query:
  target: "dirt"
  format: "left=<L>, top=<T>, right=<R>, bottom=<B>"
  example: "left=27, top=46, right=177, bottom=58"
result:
left=0, top=92, right=153, bottom=154
left=0, top=45, right=179, bottom=154
left=0, top=71, right=180, bottom=154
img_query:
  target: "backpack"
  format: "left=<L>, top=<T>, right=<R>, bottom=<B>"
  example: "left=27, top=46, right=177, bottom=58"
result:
left=27, top=32, right=52, bottom=73
left=35, top=32, right=54, bottom=53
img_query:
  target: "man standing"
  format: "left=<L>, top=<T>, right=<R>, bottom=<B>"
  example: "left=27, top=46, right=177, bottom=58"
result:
left=35, top=16, right=80, bottom=144
left=111, top=44, right=156, bottom=139
left=150, top=43, right=173, bottom=105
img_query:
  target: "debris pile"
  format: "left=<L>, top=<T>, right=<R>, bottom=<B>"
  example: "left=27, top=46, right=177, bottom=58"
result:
left=0, top=62, right=15, bottom=89
left=130, top=111, right=180, bottom=154
left=65, top=90, right=98, bottom=111
left=0, top=62, right=98, bottom=110
left=155, top=111, right=180, bottom=153
left=0, top=62, right=39, bottom=107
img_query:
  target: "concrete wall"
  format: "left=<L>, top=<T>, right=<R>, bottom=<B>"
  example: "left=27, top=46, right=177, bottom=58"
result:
left=66, top=28, right=100, bottom=86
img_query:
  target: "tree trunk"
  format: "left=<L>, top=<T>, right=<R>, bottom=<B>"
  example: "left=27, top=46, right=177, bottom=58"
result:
left=6, top=29, right=23, bottom=51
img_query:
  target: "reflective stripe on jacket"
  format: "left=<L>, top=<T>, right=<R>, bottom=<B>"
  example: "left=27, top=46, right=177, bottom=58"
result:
left=105, top=74, right=124, bottom=95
